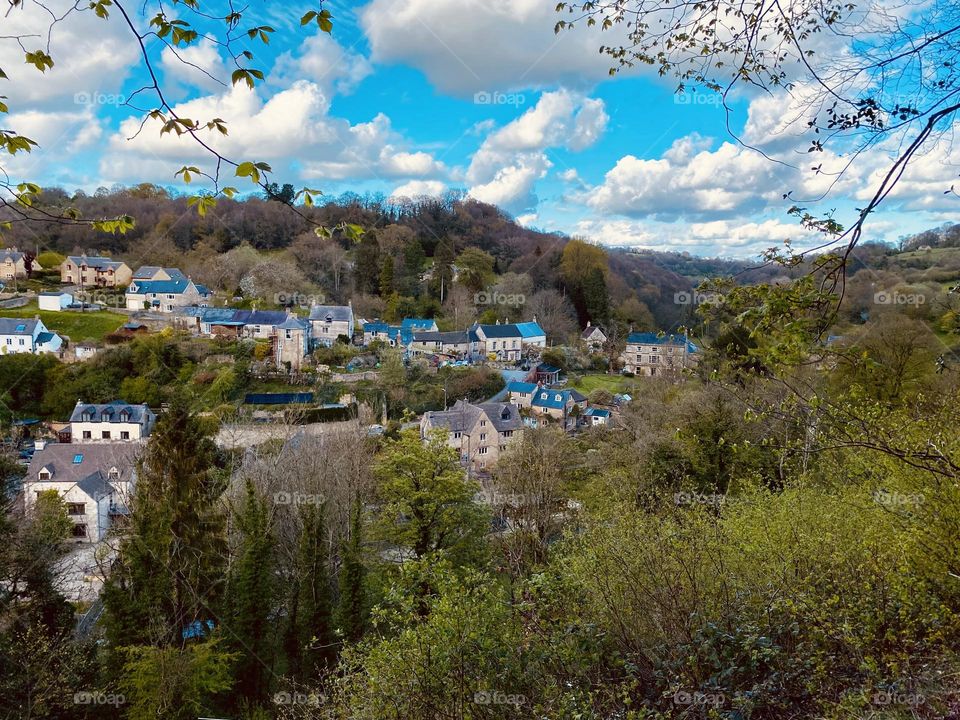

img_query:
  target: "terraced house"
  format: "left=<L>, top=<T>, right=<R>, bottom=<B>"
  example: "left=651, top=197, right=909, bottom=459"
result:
left=420, top=399, right=523, bottom=471
left=125, top=271, right=210, bottom=312
left=471, top=320, right=546, bottom=361
left=60, top=255, right=132, bottom=287
left=620, top=332, right=699, bottom=376
left=0, top=249, right=40, bottom=279
left=69, top=400, right=156, bottom=442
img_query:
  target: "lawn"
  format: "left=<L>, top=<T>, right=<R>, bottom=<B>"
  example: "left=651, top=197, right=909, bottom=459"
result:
left=0, top=301, right=127, bottom=343
left=570, top=372, right=633, bottom=395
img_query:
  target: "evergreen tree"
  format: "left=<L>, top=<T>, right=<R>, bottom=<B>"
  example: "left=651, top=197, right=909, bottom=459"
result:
left=583, top=266, right=610, bottom=325
left=354, top=234, right=381, bottom=295
left=225, top=479, right=274, bottom=706
left=379, top=255, right=395, bottom=297
left=337, top=497, right=367, bottom=644
left=294, top=503, right=335, bottom=678
left=430, top=238, right=456, bottom=300
left=102, top=396, right=226, bottom=652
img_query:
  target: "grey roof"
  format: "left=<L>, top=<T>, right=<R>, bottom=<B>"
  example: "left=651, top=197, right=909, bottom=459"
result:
left=70, top=400, right=155, bottom=424
left=0, top=250, right=26, bottom=263
left=411, top=330, right=471, bottom=344
left=308, top=305, right=353, bottom=322
left=426, top=399, right=521, bottom=434
left=28, top=442, right=141, bottom=488
left=0, top=318, right=38, bottom=335
left=277, top=315, right=309, bottom=330
left=132, top=266, right=187, bottom=281
left=581, top=325, right=605, bottom=339
left=66, top=255, right=126, bottom=270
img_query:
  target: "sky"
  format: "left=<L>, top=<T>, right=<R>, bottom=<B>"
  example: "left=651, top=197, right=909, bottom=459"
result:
left=2, top=0, right=958, bottom=258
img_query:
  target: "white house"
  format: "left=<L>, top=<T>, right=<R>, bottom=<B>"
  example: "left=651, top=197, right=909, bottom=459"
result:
left=125, top=275, right=210, bottom=312
left=308, top=304, right=354, bottom=347
left=471, top=320, right=546, bottom=361
left=24, top=441, right=141, bottom=542
left=70, top=400, right=157, bottom=442
left=0, top=317, right=63, bottom=354
left=38, top=291, right=73, bottom=312
left=621, top=332, right=699, bottom=376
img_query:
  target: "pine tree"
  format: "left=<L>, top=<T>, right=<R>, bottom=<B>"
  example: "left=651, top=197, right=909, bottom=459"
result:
left=294, top=503, right=335, bottom=678
left=102, top=396, right=226, bottom=653
left=225, top=479, right=274, bottom=706
left=380, top=255, right=395, bottom=296
left=337, top=497, right=367, bottom=644
left=583, top=266, right=610, bottom=326
left=430, top=238, right=455, bottom=300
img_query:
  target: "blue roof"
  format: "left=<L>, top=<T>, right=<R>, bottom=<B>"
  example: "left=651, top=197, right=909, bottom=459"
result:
left=36, top=331, right=56, bottom=344
left=626, top=332, right=698, bottom=353
left=531, top=389, right=571, bottom=410
left=584, top=407, right=611, bottom=418
left=506, top=381, right=538, bottom=394
left=244, top=392, right=314, bottom=405
left=363, top=321, right=393, bottom=334
left=129, top=278, right=193, bottom=295
left=536, top=364, right=561, bottom=374
left=401, top=318, right=435, bottom=332
left=516, top=321, right=545, bottom=338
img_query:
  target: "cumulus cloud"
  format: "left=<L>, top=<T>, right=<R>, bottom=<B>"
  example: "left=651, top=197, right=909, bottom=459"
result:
left=272, top=33, right=374, bottom=97
left=466, top=89, right=608, bottom=213
left=390, top=180, right=447, bottom=199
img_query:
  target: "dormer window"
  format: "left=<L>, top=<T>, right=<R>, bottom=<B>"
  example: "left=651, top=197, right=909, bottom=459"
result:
left=38, top=470, right=51, bottom=480
left=108, top=467, right=120, bottom=480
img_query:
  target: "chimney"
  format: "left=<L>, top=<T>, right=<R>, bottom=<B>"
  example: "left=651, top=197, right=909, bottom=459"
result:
left=586, top=321, right=591, bottom=328
left=35, top=439, right=47, bottom=451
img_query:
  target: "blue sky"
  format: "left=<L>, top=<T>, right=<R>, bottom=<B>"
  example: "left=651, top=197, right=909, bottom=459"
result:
left=3, top=0, right=957, bottom=257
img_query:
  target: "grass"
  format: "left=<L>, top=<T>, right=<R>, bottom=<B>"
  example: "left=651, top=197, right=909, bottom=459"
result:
left=0, top=301, right=127, bottom=343
left=571, top=373, right=633, bottom=395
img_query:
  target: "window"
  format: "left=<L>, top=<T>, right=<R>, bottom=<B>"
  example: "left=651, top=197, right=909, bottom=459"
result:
left=82, top=431, right=92, bottom=439
left=67, top=503, right=85, bottom=516
left=101, top=431, right=111, bottom=439
left=479, top=433, right=486, bottom=441
left=500, top=445, right=508, bottom=452
left=453, top=431, right=462, bottom=439
left=39, top=471, right=50, bottom=480
left=18, top=339, right=24, bottom=346
left=650, top=356, right=660, bottom=364
left=120, top=431, right=130, bottom=440
left=480, top=420, right=486, bottom=426
left=72, top=454, right=83, bottom=464
left=477, top=447, right=488, bottom=455
left=108, top=468, right=120, bottom=480
left=501, top=430, right=513, bottom=438
left=71, top=524, right=87, bottom=539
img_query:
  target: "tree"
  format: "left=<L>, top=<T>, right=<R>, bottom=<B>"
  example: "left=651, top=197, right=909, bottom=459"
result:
left=582, top=266, right=610, bottom=326
left=379, top=255, right=396, bottom=297
left=454, top=247, right=496, bottom=294
left=293, top=502, right=336, bottom=677
left=102, top=396, right=226, bottom=652
left=225, top=479, right=275, bottom=707
left=430, top=238, right=456, bottom=301
left=337, top=497, right=368, bottom=644
left=373, top=430, right=488, bottom=567
left=354, top=234, right=382, bottom=296
left=526, top=288, right=577, bottom=342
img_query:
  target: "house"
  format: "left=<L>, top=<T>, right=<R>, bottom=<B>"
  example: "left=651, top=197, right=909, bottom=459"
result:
left=60, top=255, right=132, bottom=287
left=621, top=332, right=699, bottom=376
left=24, top=441, right=140, bottom=542
left=308, top=304, right=354, bottom=347
left=176, top=308, right=291, bottom=339
left=132, top=266, right=187, bottom=282
left=38, top=291, right=73, bottom=312
left=505, top=380, right=539, bottom=408
left=275, top=315, right=310, bottom=370
left=420, top=399, right=522, bottom=471
left=581, top=407, right=612, bottom=427
left=530, top=388, right=578, bottom=426
left=0, top=249, right=41, bottom=279
left=409, top=330, right=475, bottom=358
left=471, top=320, right=547, bottom=361
left=363, top=318, right=437, bottom=347
left=125, top=276, right=210, bottom=312
left=534, top=363, right=562, bottom=385
left=0, top=317, right=63, bottom=354
left=70, top=400, right=156, bottom=442
left=581, top=322, right=607, bottom=350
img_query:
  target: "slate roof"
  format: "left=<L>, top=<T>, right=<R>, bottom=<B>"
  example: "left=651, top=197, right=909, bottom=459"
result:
left=581, top=325, right=605, bottom=339
left=132, top=266, right=187, bottom=281
left=626, top=331, right=699, bottom=353
left=128, top=278, right=194, bottom=295
left=411, top=330, right=471, bottom=344
left=0, top=250, right=26, bottom=263
left=531, top=389, right=572, bottom=410
left=66, top=255, right=126, bottom=270
left=475, top=323, right=521, bottom=339
left=309, top=305, right=353, bottom=323
left=277, top=315, right=309, bottom=330
left=506, top=380, right=539, bottom=394
left=583, top=407, right=611, bottom=418
left=70, top=400, right=154, bottom=424
left=0, top=318, right=38, bottom=335
left=425, top=399, right=522, bottom=434
left=568, top=388, right=588, bottom=403
left=36, top=331, right=56, bottom=345
left=39, top=291, right=71, bottom=297
left=515, top=321, right=545, bottom=338
left=233, top=310, right=289, bottom=326
left=28, top=442, right=140, bottom=487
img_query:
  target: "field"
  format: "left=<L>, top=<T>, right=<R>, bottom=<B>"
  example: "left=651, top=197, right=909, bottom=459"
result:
left=570, top=372, right=634, bottom=395
left=0, top=301, right=127, bottom=343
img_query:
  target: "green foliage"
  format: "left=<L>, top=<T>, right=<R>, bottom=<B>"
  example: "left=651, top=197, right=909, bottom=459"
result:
left=454, top=247, right=496, bottom=293
left=337, top=498, right=369, bottom=644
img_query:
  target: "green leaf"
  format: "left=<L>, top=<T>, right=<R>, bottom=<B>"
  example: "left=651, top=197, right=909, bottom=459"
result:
left=24, top=50, right=54, bottom=72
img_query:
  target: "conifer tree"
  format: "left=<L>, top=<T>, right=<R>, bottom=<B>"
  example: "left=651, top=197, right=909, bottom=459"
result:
left=337, top=496, right=367, bottom=644
left=295, top=502, right=335, bottom=677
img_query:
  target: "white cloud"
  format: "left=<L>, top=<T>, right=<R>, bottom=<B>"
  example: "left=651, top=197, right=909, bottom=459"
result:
left=390, top=180, right=447, bottom=199
left=466, top=89, right=607, bottom=213
left=272, top=33, right=373, bottom=96
left=360, top=0, right=625, bottom=95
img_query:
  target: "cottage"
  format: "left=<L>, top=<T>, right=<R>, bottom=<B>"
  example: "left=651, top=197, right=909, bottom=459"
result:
left=471, top=320, right=546, bottom=361
left=0, top=317, right=63, bottom=354
left=530, top=388, right=577, bottom=426
left=420, top=399, right=522, bottom=471
left=581, top=407, right=612, bottom=427
left=24, top=441, right=141, bottom=542
left=620, top=332, right=699, bottom=376
left=125, top=274, right=210, bottom=312
left=363, top=318, right=437, bottom=347
left=308, top=304, right=354, bottom=347
left=534, top=363, right=562, bottom=385
left=275, top=315, right=310, bottom=370
left=505, top=380, right=539, bottom=408
left=409, top=330, right=475, bottom=358
left=581, top=322, right=607, bottom=350
left=60, top=255, right=132, bottom=287
left=0, top=249, right=41, bottom=279
left=70, top=400, right=156, bottom=442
